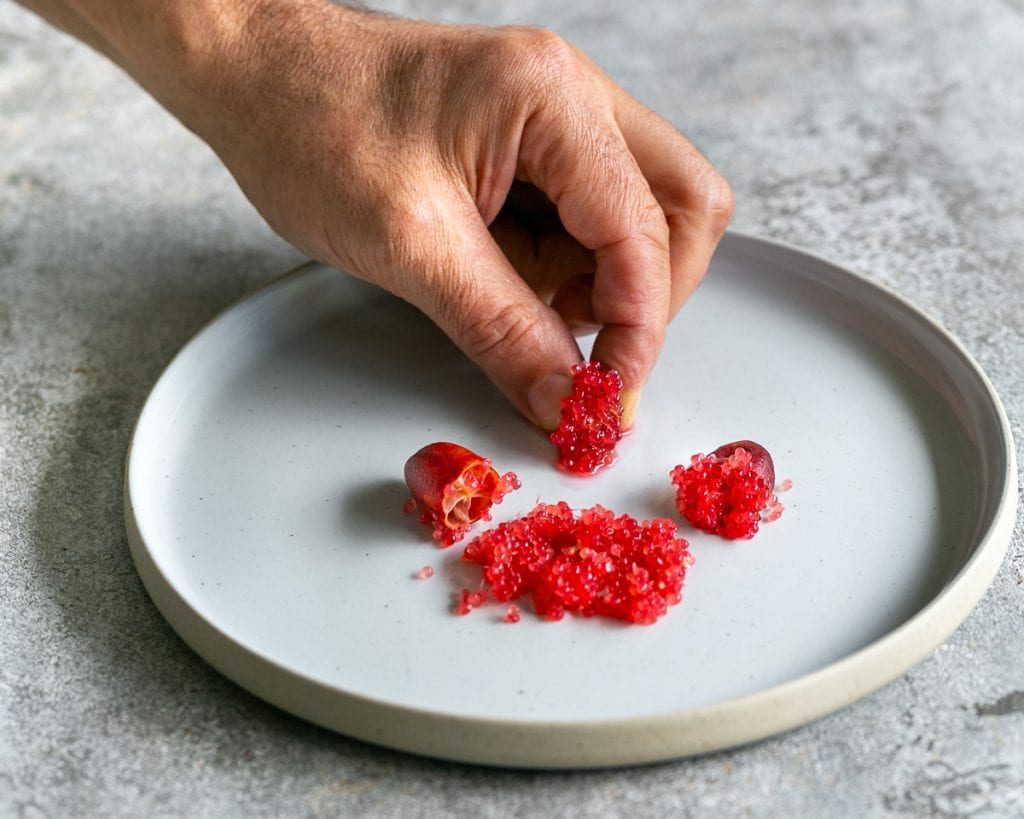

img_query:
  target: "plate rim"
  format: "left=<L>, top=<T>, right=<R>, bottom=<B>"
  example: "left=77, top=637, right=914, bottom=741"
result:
left=123, top=231, right=1018, bottom=767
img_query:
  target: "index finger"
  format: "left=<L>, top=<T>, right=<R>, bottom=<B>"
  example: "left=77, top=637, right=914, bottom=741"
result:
left=517, top=71, right=672, bottom=422
left=615, top=97, right=734, bottom=318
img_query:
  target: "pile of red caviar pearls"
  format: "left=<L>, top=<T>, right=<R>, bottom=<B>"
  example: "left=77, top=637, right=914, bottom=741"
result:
left=670, top=441, right=781, bottom=540
left=461, top=502, right=693, bottom=624
left=550, top=361, right=623, bottom=475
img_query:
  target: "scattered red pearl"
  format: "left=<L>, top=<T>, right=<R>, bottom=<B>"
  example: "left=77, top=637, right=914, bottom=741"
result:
left=763, top=502, right=784, bottom=522
left=670, top=440, right=778, bottom=540
left=779, top=478, right=794, bottom=492
left=454, top=588, right=487, bottom=616
left=462, top=502, right=693, bottom=625
left=404, top=442, right=520, bottom=546
left=415, top=565, right=435, bottom=580
left=550, top=361, right=623, bottom=475
left=505, top=604, right=521, bottom=623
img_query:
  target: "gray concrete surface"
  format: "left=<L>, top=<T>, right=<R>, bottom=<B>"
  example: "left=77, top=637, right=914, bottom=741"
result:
left=2, top=0, right=1023, bottom=815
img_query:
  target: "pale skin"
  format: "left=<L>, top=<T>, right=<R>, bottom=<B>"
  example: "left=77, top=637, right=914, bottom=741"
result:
left=19, top=0, right=734, bottom=430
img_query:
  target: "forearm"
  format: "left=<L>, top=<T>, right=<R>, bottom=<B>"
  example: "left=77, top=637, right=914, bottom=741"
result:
left=14, top=0, right=362, bottom=138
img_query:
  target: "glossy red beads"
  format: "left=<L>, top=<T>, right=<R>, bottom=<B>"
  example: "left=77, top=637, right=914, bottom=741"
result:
left=454, top=588, right=487, bottom=616
left=670, top=440, right=781, bottom=540
left=463, top=503, right=693, bottom=624
left=550, top=361, right=623, bottom=475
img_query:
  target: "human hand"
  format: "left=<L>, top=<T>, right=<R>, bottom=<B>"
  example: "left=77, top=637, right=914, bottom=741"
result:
left=37, top=0, right=733, bottom=429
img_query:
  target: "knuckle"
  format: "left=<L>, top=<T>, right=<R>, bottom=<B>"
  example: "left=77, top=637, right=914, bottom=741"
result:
left=634, top=321, right=666, bottom=363
left=528, top=29, right=578, bottom=70
left=618, top=283, right=660, bottom=319
left=377, top=195, right=440, bottom=271
left=500, top=27, right=585, bottom=95
left=368, top=191, right=462, bottom=301
left=507, top=26, right=572, bottom=59
left=638, top=199, right=672, bottom=255
left=377, top=205, right=421, bottom=277
left=459, top=301, right=544, bottom=363
left=599, top=273, right=663, bottom=326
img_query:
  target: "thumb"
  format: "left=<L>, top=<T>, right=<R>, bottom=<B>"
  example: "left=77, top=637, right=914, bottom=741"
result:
left=400, top=197, right=582, bottom=430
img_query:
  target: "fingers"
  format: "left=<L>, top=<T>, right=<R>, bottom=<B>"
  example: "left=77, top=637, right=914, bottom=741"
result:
left=388, top=30, right=732, bottom=434
left=393, top=193, right=582, bottom=430
left=516, top=50, right=673, bottom=418
left=614, top=97, right=734, bottom=318
left=562, top=45, right=734, bottom=319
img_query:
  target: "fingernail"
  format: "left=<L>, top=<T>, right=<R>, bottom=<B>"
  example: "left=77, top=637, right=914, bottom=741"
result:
left=620, top=388, right=642, bottom=431
left=527, top=373, right=573, bottom=431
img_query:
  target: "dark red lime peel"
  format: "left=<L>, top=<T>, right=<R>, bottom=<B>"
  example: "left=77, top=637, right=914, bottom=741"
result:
left=404, top=442, right=520, bottom=547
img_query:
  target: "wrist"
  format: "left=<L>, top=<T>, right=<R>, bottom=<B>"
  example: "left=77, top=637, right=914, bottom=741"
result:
left=174, top=0, right=375, bottom=147
left=71, top=0, right=370, bottom=140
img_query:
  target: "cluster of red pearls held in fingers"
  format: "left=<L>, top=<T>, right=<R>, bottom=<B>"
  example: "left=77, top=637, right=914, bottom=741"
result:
left=403, top=362, right=786, bottom=625
left=549, top=361, right=624, bottom=475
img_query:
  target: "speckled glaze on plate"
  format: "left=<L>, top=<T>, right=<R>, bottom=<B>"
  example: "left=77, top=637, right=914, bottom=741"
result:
left=124, top=233, right=1016, bottom=768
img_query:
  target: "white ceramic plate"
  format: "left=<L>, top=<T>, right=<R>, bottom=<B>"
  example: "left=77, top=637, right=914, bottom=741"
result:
left=125, top=233, right=1016, bottom=768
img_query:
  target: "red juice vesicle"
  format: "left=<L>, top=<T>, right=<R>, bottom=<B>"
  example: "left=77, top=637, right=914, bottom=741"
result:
left=461, top=503, right=693, bottom=625
left=550, top=362, right=623, bottom=475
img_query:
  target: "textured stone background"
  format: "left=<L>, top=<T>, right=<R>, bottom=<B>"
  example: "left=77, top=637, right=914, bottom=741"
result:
left=2, top=1, right=1023, bottom=816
